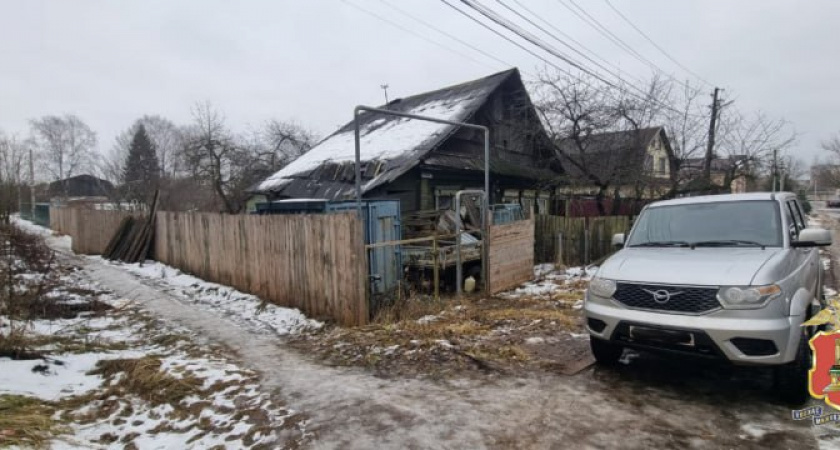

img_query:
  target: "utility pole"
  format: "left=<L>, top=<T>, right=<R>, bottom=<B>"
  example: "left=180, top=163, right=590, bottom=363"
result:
left=703, top=87, right=721, bottom=186
left=380, top=84, right=390, bottom=105
left=772, top=148, right=778, bottom=193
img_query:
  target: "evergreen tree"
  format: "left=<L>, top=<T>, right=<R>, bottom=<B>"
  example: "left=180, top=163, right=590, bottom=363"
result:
left=123, top=124, right=160, bottom=203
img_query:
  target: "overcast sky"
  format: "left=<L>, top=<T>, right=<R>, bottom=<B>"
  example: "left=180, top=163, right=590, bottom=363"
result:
left=2, top=0, right=838, bottom=170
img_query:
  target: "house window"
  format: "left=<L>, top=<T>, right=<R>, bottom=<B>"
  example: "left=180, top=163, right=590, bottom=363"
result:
left=658, top=158, right=666, bottom=174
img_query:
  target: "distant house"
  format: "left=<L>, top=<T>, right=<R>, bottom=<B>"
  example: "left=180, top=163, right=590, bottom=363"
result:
left=556, top=126, right=672, bottom=200
left=249, top=68, right=560, bottom=215
left=47, top=174, right=114, bottom=202
left=680, top=155, right=750, bottom=194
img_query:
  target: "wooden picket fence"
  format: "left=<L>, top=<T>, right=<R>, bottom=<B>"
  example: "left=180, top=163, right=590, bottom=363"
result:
left=154, top=211, right=367, bottom=326
left=534, top=215, right=631, bottom=266
left=488, top=217, right=535, bottom=294
left=50, top=208, right=138, bottom=255
left=49, top=207, right=369, bottom=326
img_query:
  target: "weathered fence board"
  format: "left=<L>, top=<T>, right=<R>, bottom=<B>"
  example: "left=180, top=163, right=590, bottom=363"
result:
left=50, top=207, right=137, bottom=255
left=488, top=218, right=534, bottom=294
left=154, top=211, right=368, bottom=326
left=534, top=215, right=631, bottom=266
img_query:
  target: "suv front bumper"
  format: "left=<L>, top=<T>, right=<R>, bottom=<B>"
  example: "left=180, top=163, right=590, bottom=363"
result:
left=585, top=299, right=802, bottom=365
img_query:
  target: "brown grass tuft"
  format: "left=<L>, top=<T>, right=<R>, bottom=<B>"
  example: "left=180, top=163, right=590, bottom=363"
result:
left=0, top=395, right=66, bottom=448
left=88, top=357, right=203, bottom=406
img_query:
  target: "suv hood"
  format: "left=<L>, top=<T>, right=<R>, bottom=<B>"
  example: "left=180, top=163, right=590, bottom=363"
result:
left=597, top=247, right=782, bottom=286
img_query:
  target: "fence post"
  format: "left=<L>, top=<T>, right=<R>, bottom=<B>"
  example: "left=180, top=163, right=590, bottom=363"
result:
left=584, top=218, right=590, bottom=266
left=556, top=232, right=564, bottom=267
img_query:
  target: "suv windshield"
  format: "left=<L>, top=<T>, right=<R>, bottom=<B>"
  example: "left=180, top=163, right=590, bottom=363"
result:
left=627, top=200, right=782, bottom=248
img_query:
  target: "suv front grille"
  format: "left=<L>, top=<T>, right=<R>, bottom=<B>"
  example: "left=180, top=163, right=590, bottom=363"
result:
left=613, top=283, right=720, bottom=314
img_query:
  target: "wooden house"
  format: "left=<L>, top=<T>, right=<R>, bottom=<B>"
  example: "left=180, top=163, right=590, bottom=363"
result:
left=249, top=68, right=560, bottom=215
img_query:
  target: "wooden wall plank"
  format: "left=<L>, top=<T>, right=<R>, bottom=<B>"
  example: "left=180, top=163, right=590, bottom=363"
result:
left=488, top=217, right=535, bottom=294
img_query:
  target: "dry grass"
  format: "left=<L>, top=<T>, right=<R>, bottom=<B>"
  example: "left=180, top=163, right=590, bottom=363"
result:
left=87, top=357, right=203, bottom=406
left=294, top=288, right=588, bottom=377
left=0, top=395, right=66, bottom=449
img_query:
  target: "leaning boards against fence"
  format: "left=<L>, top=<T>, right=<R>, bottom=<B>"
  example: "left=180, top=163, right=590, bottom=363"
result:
left=50, top=207, right=138, bottom=255
left=534, top=215, right=631, bottom=266
left=154, top=211, right=368, bottom=326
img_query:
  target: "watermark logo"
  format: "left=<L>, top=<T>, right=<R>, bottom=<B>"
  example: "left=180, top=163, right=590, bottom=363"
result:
left=809, top=331, right=840, bottom=410
left=803, top=302, right=840, bottom=412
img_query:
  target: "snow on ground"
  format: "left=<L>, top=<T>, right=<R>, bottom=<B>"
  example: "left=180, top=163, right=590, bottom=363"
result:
left=0, top=352, right=140, bottom=401
left=10, top=214, right=71, bottom=251
left=502, top=264, right=596, bottom=299
left=107, top=259, right=322, bottom=336
left=1, top=219, right=309, bottom=448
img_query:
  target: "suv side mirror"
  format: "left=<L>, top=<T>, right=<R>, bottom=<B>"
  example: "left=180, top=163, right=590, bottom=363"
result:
left=792, top=228, right=832, bottom=247
left=612, top=233, right=626, bottom=248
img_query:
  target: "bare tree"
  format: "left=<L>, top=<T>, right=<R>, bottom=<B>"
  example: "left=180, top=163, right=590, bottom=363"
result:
left=29, top=114, right=97, bottom=196
left=0, top=132, right=29, bottom=220
left=181, top=102, right=241, bottom=213
left=716, top=110, right=797, bottom=189
left=812, top=134, right=840, bottom=190
left=657, top=81, right=710, bottom=196
left=534, top=71, right=666, bottom=214
left=261, top=119, right=317, bottom=170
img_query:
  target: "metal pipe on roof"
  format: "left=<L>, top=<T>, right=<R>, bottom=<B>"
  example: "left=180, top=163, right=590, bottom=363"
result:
left=353, top=105, right=492, bottom=293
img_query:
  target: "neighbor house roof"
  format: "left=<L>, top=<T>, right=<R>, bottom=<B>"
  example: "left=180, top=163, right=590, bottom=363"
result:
left=681, top=155, right=748, bottom=174
left=252, top=69, right=521, bottom=199
left=557, top=127, right=667, bottom=182
left=47, top=174, right=114, bottom=198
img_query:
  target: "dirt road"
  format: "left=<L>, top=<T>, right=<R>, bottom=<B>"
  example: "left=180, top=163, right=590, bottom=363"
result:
left=57, top=242, right=826, bottom=449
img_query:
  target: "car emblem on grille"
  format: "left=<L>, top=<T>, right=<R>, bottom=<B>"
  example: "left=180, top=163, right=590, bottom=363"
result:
left=641, top=288, right=684, bottom=304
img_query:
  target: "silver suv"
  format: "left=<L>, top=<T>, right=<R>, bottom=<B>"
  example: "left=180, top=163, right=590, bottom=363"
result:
left=584, top=192, right=832, bottom=403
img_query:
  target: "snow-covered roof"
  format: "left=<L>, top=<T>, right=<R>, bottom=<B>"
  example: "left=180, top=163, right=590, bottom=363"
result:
left=253, top=69, right=519, bottom=198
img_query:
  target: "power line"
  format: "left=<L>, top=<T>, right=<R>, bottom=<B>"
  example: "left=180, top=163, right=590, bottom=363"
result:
left=505, top=0, right=645, bottom=86
left=494, top=0, right=648, bottom=87
left=603, top=0, right=714, bottom=87
left=455, top=0, right=698, bottom=117
left=553, top=0, right=670, bottom=78
left=377, top=0, right=518, bottom=72
left=457, top=0, right=622, bottom=89
left=439, top=0, right=581, bottom=79
left=340, top=0, right=500, bottom=72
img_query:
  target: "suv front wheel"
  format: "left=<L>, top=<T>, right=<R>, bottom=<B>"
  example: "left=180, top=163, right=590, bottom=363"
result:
left=590, top=338, right=623, bottom=365
left=775, top=330, right=811, bottom=405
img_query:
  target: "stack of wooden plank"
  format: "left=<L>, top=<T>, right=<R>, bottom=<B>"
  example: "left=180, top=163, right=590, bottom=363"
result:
left=402, top=210, right=444, bottom=239
left=102, top=191, right=160, bottom=263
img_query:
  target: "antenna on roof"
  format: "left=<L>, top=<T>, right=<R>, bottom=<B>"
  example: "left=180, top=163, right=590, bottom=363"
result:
left=380, top=84, right=390, bottom=105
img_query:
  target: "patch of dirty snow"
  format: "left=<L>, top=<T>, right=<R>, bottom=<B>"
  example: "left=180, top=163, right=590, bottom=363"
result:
left=534, top=263, right=555, bottom=279
left=435, top=339, right=455, bottom=349
left=566, top=265, right=599, bottom=279
left=0, top=351, right=144, bottom=401
left=105, top=259, right=322, bottom=336
left=740, top=423, right=769, bottom=439
left=525, top=337, right=545, bottom=345
left=416, top=315, right=439, bottom=325
left=11, top=215, right=72, bottom=250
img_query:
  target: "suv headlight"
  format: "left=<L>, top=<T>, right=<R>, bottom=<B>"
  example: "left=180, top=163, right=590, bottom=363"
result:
left=589, top=277, right=617, bottom=298
left=717, top=284, right=782, bottom=309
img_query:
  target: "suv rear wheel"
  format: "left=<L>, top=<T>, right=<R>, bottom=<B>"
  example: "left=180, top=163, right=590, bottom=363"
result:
left=590, top=338, right=623, bottom=365
left=775, top=331, right=811, bottom=405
